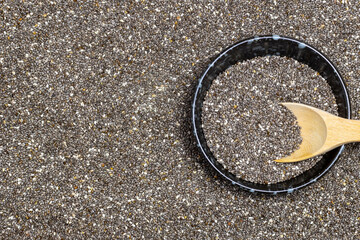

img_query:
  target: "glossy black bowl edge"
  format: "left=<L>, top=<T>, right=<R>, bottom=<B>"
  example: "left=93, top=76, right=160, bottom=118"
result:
left=192, top=35, right=351, bottom=194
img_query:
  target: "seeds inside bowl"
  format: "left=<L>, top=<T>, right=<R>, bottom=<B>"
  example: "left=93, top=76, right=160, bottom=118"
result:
left=202, top=56, right=338, bottom=184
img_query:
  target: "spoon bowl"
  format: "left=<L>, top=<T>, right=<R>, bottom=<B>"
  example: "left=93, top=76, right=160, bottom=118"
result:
left=276, top=103, right=359, bottom=162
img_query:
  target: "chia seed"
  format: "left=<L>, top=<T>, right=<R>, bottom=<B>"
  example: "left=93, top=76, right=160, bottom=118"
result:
left=1, top=1, right=359, bottom=239
left=202, top=56, right=338, bottom=184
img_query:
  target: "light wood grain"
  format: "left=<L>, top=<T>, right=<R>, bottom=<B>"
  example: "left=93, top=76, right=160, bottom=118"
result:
left=275, top=102, right=358, bottom=162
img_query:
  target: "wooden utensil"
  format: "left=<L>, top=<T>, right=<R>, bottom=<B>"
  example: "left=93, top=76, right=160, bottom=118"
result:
left=275, top=102, right=358, bottom=163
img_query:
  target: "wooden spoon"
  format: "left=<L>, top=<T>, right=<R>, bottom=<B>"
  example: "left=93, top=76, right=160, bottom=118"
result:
left=275, top=102, right=357, bottom=163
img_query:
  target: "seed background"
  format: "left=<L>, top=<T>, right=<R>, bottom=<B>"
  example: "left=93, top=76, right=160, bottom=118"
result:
left=0, top=1, right=359, bottom=239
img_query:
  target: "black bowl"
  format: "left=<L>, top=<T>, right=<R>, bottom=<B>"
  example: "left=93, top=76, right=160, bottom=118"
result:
left=192, top=35, right=351, bottom=194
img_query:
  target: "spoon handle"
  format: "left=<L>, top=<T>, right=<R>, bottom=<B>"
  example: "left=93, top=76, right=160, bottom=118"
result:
left=338, top=118, right=360, bottom=143
left=325, top=116, right=360, bottom=146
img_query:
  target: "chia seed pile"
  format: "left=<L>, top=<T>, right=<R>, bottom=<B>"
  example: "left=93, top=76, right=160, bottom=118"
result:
left=1, top=1, right=359, bottom=239
left=202, top=56, right=338, bottom=184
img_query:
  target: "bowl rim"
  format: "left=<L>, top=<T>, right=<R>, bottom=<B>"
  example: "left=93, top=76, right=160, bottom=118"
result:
left=192, top=35, right=351, bottom=194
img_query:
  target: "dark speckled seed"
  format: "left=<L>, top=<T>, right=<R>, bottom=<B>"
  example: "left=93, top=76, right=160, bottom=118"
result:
left=0, top=1, right=359, bottom=239
left=202, top=56, right=338, bottom=183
